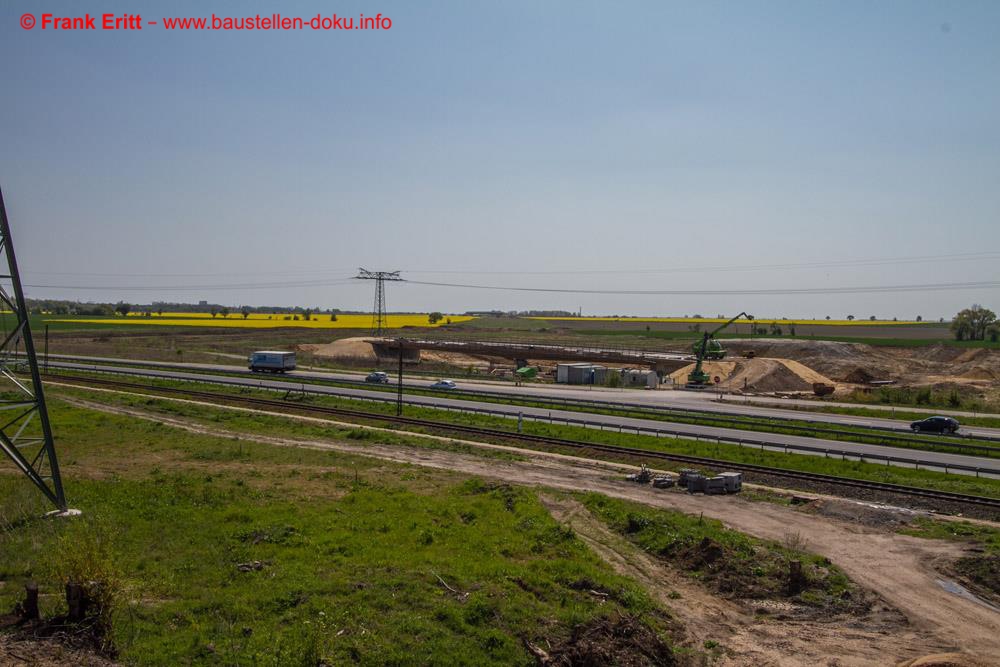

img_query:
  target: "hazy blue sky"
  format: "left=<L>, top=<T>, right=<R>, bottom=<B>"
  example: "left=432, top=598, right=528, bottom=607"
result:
left=2, top=0, right=998, bottom=318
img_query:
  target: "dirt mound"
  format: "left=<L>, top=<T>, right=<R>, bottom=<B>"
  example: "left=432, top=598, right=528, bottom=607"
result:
left=843, top=367, right=876, bottom=384
left=544, top=613, right=675, bottom=666
left=669, top=358, right=834, bottom=393
left=300, top=337, right=377, bottom=361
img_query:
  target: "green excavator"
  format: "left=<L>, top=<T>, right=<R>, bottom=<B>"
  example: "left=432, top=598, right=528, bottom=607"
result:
left=687, top=312, right=754, bottom=386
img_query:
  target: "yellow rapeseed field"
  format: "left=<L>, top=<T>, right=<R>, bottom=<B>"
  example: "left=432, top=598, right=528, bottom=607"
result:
left=46, top=314, right=474, bottom=329
left=528, top=316, right=925, bottom=326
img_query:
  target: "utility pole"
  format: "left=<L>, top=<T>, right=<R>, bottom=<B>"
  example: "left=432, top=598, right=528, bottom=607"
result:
left=354, top=269, right=402, bottom=337
left=396, top=338, right=405, bottom=416
left=0, top=185, right=71, bottom=514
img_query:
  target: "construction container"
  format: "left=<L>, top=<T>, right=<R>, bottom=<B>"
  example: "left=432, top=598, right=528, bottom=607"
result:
left=705, top=477, right=728, bottom=495
left=686, top=474, right=707, bottom=493
left=678, top=469, right=699, bottom=488
left=556, top=363, right=608, bottom=385
left=622, top=368, right=659, bottom=389
left=718, top=472, right=743, bottom=493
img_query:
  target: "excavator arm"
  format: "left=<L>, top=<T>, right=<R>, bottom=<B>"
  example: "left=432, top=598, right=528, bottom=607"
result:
left=688, top=312, right=754, bottom=386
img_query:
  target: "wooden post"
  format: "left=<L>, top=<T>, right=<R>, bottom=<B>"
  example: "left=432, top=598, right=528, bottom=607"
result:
left=66, top=581, right=86, bottom=621
left=23, top=582, right=39, bottom=621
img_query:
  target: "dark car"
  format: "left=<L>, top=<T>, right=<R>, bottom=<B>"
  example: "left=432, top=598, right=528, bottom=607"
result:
left=365, top=371, right=390, bottom=383
left=910, top=416, right=960, bottom=434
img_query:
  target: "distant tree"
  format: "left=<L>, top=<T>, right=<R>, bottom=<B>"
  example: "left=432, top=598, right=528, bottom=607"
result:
left=428, top=312, right=444, bottom=324
left=446, top=318, right=452, bottom=324
left=115, top=302, right=131, bottom=317
left=846, top=315, right=855, bottom=321
left=789, top=323, right=797, bottom=336
left=220, top=307, right=230, bottom=318
left=951, top=304, right=997, bottom=341
left=157, top=308, right=163, bottom=316
left=241, top=306, right=250, bottom=320
left=330, top=312, right=338, bottom=322
left=303, top=309, right=312, bottom=321
left=989, top=326, right=999, bottom=343
left=869, top=315, right=876, bottom=321
left=916, top=315, right=922, bottom=322
left=210, top=307, right=219, bottom=318
left=825, top=315, right=831, bottom=320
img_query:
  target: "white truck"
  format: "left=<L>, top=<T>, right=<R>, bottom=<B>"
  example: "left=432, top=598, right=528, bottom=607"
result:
left=248, top=351, right=296, bottom=373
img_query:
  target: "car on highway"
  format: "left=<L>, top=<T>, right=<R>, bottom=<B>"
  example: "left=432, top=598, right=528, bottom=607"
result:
left=910, top=416, right=960, bottom=434
left=430, top=379, right=458, bottom=390
left=365, top=371, right=390, bottom=383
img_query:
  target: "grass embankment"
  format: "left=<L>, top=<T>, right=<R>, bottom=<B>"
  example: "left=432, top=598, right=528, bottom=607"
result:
left=579, top=328, right=1000, bottom=349
left=46, top=377, right=1000, bottom=500
left=582, top=494, right=859, bottom=612
left=0, top=402, right=672, bottom=665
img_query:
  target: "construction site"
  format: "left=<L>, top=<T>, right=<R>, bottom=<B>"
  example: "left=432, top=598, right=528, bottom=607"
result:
left=4, top=3, right=1000, bottom=666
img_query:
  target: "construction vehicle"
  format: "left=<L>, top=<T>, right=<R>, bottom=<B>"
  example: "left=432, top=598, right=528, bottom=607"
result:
left=687, top=312, right=753, bottom=386
left=625, top=465, right=653, bottom=484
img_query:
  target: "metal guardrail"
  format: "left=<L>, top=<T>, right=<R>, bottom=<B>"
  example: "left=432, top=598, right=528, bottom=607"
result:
left=38, top=356, right=1000, bottom=450
left=44, top=367, right=1000, bottom=479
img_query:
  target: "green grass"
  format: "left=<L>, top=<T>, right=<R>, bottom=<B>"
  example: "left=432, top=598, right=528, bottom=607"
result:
left=899, top=517, right=1000, bottom=555
left=46, top=377, right=1000, bottom=501
left=580, top=494, right=857, bottom=609
left=0, top=403, right=672, bottom=665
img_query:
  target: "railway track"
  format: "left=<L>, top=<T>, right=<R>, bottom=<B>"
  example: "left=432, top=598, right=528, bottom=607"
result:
left=45, top=373, right=1000, bottom=513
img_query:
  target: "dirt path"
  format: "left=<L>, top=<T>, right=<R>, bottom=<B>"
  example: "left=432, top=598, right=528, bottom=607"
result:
left=539, top=495, right=947, bottom=666
left=62, top=396, right=1000, bottom=663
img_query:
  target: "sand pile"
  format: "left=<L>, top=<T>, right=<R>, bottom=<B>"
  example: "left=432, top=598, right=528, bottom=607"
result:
left=669, top=358, right=835, bottom=392
left=299, top=337, right=377, bottom=361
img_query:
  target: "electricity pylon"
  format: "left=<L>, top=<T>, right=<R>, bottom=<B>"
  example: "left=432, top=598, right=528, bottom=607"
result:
left=0, top=185, right=68, bottom=512
left=355, top=269, right=402, bottom=336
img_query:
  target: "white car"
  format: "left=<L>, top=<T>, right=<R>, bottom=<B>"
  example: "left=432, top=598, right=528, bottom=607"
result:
left=430, top=379, right=457, bottom=390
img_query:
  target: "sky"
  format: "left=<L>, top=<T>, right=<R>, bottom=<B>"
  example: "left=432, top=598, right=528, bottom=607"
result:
left=1, top=0, right=998, bottom=319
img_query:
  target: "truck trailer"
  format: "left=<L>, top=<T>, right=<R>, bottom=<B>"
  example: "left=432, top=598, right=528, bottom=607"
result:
left=248, top=351, right=296, bottom=373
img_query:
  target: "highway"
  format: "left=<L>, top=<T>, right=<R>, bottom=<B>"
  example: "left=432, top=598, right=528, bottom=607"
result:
left=37, top=353, right=1000, bottom=439
left=42, top=357, right=1000, bottom=477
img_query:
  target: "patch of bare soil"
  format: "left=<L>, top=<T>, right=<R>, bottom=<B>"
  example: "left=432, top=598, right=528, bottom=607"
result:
left=669, top=359, right=835, bottom=393
left=70, top=397, right=1000, bottom=663
left=543, top=613, right=676, bottom=667
left=724, top=339, right=1000, bottom=389
left=896, top=654, right=996, bottom=667
left=0, top=634, right=116, bottom=666
left=541, top=496, right=939, bottom=667
left=299, top=336, right=377, bottom=361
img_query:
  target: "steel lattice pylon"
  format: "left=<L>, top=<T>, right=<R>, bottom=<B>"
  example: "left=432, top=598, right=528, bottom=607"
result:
left=0, top=185, right=67, bottom=511
left=355, top=268, right=402, bottom=336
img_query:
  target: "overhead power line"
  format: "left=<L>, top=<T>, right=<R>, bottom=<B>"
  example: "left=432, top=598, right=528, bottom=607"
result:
left=24, top=250, right=1000, bottom=280
left=403, top=279, right=1000, bottom=296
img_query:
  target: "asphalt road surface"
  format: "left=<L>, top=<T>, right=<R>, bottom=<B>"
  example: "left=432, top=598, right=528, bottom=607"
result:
left=43, top=357, right=1000, bottom=478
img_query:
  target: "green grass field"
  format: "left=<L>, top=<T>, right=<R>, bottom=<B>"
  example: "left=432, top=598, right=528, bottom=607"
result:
left=0, top=395, right=895, bottom=664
